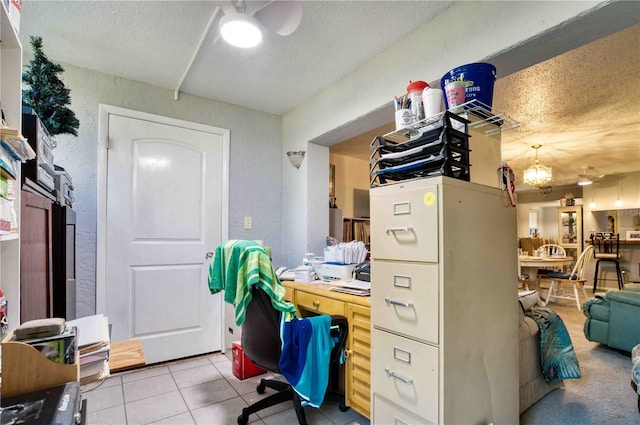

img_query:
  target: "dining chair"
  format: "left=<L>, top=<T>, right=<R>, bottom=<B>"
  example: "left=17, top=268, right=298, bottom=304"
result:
left=519, top=238, right=534, bottom=256
left=539, top=245, right=594, bottom=310
left=591, top=232, right=624, bottom=292
left=536, top=244, right=566, bottom=258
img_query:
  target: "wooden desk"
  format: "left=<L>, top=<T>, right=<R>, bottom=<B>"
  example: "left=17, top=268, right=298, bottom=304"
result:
left=283, top=281, right=371, bottom=419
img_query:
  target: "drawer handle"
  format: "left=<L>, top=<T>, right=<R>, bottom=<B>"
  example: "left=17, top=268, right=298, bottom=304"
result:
left=312, top=300, right=320, bottom=308
left=385, top=297, right=413, bottom=308
left=385, top=226, right=414, bottom=234
left=385, top=368, right=413, bottom=385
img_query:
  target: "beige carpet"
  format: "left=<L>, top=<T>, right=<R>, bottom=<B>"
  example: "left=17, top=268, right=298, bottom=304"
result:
left=520, top=299, right=638, bottom=424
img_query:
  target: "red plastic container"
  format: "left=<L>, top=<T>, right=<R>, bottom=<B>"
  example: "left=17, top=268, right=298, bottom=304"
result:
left=232, top=341, right=266, bottom=380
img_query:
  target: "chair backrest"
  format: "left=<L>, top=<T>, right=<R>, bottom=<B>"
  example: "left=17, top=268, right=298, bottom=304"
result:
left=241, top=285, right=283, bottom=372
left=537, top=244, right=566, bottom=257
left=571, top=245, right=594, bottom=280
left=590, top=232, right=620, bottom=258
left=519, top=237, right=546, bottom=256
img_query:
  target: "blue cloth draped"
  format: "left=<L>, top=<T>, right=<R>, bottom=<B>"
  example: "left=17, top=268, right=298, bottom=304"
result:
left=279, top=315, right=335, bottom=407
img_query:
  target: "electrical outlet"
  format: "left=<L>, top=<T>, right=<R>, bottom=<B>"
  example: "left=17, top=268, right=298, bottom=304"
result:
left=244, top=216, right=252, bottom=229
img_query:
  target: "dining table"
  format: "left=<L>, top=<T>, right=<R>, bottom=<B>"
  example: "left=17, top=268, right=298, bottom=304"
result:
left=518, top=255, right=575, bottom=291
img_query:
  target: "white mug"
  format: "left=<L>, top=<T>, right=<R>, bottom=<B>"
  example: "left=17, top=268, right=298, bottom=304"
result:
left=395, top=109, right=412, bottom=130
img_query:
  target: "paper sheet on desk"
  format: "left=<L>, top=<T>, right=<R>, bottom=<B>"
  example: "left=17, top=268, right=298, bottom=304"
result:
left=330, top=279, right=371, bottom=290
left=330, top=287, right=370, bottom=296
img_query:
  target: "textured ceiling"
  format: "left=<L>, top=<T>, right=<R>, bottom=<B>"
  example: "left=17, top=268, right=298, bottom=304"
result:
left=18, top=1, right=640, bottom=192
left=332, top=23, right=640, bottom=190
left=19, top=0, right=452, bottom=115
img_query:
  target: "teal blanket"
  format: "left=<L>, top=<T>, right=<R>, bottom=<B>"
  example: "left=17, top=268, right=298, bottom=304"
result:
left=525, top=308, right=581, bottom=384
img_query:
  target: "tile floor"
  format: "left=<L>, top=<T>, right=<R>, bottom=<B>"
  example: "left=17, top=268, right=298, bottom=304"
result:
left=82, top=352, right=370, bottom=425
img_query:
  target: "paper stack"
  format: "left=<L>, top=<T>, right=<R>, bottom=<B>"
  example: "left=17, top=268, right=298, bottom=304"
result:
left=293, top=266, right=315, bottom=283
left=329, top=279, right=371, bottom=297
left=67, top=314, right=110, bottom=383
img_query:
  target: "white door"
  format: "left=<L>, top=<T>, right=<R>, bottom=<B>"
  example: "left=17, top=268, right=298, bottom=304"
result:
left=99, top=107, right=228, bottom=364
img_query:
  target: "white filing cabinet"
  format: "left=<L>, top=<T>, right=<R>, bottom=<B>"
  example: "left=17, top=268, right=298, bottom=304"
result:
left=370, top=176, right=519, bottom=424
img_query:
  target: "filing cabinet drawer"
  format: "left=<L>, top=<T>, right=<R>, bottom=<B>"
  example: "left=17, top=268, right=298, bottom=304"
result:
left=373, top=393, right=434, bottom=425
left=370, top=181, right=439, bottom=263
left=371, top=329, right=438, bottom=423
left=371, top=261, right=439, bottom=344
left=295, top=291, right=345, bottom=316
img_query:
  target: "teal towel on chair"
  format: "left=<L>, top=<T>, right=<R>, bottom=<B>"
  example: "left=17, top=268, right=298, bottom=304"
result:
left=526, top=307, right=581, bottom=384
left=208, top=240, right=296, bottom=326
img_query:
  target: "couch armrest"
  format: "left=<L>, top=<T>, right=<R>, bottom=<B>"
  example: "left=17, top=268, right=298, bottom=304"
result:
left=607, top=290, right=640, bottom=307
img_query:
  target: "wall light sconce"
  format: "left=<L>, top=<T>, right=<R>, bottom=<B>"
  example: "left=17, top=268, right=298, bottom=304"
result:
left=287, top=151, right=305, bottom=169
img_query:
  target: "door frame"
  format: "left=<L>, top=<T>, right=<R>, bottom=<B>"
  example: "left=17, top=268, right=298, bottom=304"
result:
left=96, top=105, right=230, bottom=342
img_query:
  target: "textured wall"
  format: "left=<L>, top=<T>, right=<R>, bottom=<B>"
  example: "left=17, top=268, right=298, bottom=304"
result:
left=43, top=63, right=283, bottom=317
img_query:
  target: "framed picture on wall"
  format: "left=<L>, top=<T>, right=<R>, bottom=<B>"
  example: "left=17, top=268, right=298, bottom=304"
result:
left=627, top=230, right=640, bottom=241
left=329, top=164, right=335, bottom=197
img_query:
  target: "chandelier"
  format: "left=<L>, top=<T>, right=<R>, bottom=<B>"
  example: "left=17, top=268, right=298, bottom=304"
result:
left=523, top=144, right=552, bottom=187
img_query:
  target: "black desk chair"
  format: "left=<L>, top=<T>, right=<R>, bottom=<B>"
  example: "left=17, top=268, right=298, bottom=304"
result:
left=591, top=232, right=624, bottom=292
left=238, top=286, right=348, bottom=425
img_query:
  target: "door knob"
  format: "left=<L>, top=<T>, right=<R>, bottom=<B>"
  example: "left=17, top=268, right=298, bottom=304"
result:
left=205, top=252, right=214, bottom=259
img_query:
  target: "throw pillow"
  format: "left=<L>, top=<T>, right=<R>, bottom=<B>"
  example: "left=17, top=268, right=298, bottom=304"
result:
left=518, top=290, right=539, bottom=312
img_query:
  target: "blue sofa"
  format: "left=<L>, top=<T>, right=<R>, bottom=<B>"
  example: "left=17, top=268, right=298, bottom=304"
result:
left=583, top=285, right=640, bottom=353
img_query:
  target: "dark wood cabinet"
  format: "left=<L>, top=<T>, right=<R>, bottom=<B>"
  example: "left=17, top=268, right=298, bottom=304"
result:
left=20, top=190, right=53, bottom=322
left=52, top=204, right=76, bottom=320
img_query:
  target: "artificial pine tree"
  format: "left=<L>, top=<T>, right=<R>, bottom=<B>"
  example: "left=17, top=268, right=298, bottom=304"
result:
left=22, top=36, right=79, bottom=137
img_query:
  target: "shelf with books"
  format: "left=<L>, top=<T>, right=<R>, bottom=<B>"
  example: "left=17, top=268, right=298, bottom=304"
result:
left=343, top=217, right=370, bottom=246
left=0, top=0, right=23, bottom=335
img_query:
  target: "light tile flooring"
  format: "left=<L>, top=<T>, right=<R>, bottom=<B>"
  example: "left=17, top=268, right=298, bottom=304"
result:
left=82, top=352, right=370, bottom=425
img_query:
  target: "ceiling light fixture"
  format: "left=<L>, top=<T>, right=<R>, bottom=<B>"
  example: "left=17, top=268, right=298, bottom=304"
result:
left=219, top=13, right=263, bottom=48
left=287, top=151, right=305, bottom=169
left=523, top=144, right=553, bottom=187
left=615, top=177, right=623, bottom=207
left=589, top=182, right=597, bottom=209
left=174, top=1, right=302, bottom=99
left=577, top=175, right=593, bottom=186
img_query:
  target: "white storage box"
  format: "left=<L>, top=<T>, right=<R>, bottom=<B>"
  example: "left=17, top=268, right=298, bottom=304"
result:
left=314, top=263, right=356, bottom=281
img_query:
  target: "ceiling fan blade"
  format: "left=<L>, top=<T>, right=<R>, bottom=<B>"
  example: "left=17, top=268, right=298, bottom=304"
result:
left=254, top=1, right=302, bottom=36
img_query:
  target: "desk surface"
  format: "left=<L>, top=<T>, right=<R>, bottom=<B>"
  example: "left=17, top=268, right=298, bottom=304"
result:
left=283, top=280, right=370, bottom=307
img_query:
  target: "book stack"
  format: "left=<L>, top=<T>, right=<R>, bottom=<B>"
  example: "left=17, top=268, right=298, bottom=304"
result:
left=67, top=314, right=111, bottom=384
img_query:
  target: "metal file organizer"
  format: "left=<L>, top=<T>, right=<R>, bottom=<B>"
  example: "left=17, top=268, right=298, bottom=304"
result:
left=369, top=111, right=471, bottom=187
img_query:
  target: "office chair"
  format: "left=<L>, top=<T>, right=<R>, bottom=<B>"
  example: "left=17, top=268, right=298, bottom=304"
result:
left=208, top=240, right=348, bottom=425
left=238, top=286, right=348, bottom=425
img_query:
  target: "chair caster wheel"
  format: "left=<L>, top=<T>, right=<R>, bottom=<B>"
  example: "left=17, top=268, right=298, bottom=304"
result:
left=339, top=404, right=350, bottom=412
left=257, top=382, right=266, bottom=394
left=237, top=414, right=248, bottom=425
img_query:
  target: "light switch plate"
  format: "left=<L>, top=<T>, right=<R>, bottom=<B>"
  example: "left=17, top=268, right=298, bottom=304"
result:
left=244, top=216, right=252, bottom=229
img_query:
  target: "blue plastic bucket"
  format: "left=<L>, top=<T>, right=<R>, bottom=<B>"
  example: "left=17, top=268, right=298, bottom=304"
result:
left=440, top=62, right=497, bottom=110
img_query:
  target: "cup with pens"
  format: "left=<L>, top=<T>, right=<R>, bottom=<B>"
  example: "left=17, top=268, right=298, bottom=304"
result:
left=394, top=95, right=412, bottom=130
